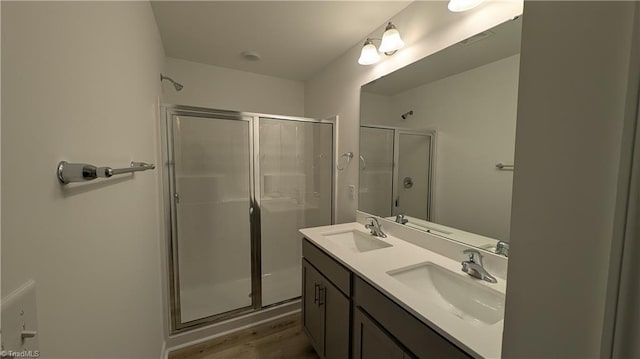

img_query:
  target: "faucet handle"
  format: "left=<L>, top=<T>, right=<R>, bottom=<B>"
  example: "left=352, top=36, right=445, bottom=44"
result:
left=395, top=214, right=408, bottom=224
left=364, top=217, right=373, bottom=230
left=364, top=216, right=387, bottom=238
left=496, top=241, right=509, bottom=257
left=463, top=249, right=482, bottom=264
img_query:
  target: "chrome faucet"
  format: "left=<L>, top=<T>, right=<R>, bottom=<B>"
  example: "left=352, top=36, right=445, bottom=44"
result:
left=395, top=214, right=408, bottom=225
left=495, top=241, right=509, bottom=257
left=461, top=249, right=497, bottom=283
left=365, top=217, right=387, bottom=238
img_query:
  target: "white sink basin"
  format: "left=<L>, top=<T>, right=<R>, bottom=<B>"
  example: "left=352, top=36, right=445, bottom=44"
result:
left=323, top=230, right=392, bottom=253
left=387, top=262, right=504, bottom=326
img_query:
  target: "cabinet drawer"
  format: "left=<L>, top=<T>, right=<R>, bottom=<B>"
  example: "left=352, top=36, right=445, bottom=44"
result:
left=303, top=238, right=351, bottom=297
left=354, top=277, right=470, bottom=359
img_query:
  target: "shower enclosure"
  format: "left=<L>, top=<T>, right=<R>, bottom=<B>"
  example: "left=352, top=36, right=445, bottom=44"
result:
left=162, top=106, right=334, bottom=332
left=359, top=125, right=434, bottom=220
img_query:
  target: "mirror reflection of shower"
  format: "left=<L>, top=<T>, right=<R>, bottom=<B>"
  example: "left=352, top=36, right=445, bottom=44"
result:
left=401, top=110, right=413, bottom=120
left=160, top=73, right=184, bottom=91
left=359, top=126, right=434, bottom=220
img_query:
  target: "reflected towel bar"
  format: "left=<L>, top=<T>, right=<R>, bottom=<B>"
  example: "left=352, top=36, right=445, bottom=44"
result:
left=57, top=161, right=156, bottom=184
left=496, top=163, right=514, bottom=171
left=359, top=155, right=366, bottom=170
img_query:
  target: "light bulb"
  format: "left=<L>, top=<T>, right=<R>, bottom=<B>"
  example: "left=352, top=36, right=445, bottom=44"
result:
left=358, top=39, right=380, bottom=65
left=378, top=23, right=405, bottom=54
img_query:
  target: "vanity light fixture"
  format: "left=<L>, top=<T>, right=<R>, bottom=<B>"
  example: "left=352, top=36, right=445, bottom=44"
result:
left=448, top=0, right=486, bottom=12
left=378, top=22, right=405, bottom=54
left=358, top=22, right=405, bottom=65
left=357, top=39, right=380, bottom=65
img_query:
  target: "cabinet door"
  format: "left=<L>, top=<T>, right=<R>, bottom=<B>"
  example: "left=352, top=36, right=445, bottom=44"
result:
left=303, top=259, right=325, bottom=356
left=353, top=307, right=406, bottom=359
left=324, top=281, right=350, bottom=359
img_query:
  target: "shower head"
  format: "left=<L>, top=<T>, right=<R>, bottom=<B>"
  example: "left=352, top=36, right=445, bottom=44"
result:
left=160, top=74, right=184, bottom=92
left=401, top=110, right=414, bottom=120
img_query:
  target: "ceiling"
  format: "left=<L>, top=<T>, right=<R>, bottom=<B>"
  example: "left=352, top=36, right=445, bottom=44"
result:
left=151, top=1, right=412, bottom=81
left=363, top=16, right=522, bottom=96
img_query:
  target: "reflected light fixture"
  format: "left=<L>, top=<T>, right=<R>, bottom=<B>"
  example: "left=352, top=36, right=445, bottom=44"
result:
left=448, top=0, right=485, bottom=12
left=358, top=22, right=405, bottom=66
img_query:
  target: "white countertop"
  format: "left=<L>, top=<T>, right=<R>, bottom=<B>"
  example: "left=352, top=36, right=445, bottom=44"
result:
left=300, top=222, right=506, bottom=359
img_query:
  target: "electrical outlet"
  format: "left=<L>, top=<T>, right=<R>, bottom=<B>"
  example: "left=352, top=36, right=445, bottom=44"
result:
left=1, top=281, right=39, bottom=358
left=348, top=185, right=356, bottom=200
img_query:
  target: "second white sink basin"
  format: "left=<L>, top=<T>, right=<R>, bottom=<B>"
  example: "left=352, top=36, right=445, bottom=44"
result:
left=323, top=230, right=392, bottom=253
left=387, top=262, right=504, bottom=326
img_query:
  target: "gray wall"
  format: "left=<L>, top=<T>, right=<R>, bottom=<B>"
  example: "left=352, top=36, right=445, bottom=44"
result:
left=611, top=5, right=640, bottom=355
left=502, top=2, right=640, bottom=357
left=163, top=57, right=305, bottom=117
left=2, top=2, right=165, bottom=357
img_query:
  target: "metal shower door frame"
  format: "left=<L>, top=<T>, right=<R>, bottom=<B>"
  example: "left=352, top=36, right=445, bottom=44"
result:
left=252, top=115, right=336, bottom=309
left=392, top=128, right=436, bottom=221
left=162, top=106, right=256, bottom=333
left=161, top=105, right=335, bottom=334
left=359, top=124, right=436, bottom=221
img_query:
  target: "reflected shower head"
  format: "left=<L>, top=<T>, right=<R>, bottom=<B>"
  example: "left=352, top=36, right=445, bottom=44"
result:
left=401, top=110, right=413, bottom=120
left=160, top=74, right=184, bottom=92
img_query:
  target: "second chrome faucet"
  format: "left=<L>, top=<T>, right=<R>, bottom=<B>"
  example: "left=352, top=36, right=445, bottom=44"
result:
left=461, top=249, right=497, bottom=283
left=365, top=217, right=387, bottom=238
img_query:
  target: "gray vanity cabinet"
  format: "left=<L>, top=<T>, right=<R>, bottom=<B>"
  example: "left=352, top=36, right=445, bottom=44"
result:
left=303, top=259, right=327, bottom=352
left=354, top=277, right=469, bottom=359
left=302, top=240, right=351, bottom=359
left=353, top=307, right=409, bottom=359
left=302, top=238, right=470, bottom=359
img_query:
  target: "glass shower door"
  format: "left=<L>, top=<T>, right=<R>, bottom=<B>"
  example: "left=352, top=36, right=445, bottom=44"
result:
left=170, top=114, right=253, bottom=326
left=359, top=127, right=395, bottom=217
left=394, top=132, right=432, bottom=220
left=259, top=118, right=333, bottom=306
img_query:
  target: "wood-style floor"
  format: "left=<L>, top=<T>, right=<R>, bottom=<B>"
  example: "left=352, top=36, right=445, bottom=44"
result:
left=169, top=313, right=320, bottom=359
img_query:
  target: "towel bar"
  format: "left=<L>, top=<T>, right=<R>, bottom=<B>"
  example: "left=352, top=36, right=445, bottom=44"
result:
left=57, top=161, right=155, bottom=184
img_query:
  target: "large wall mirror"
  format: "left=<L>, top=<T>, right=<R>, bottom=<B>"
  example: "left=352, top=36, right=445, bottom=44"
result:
left=358, top=17, right=522, bottom=254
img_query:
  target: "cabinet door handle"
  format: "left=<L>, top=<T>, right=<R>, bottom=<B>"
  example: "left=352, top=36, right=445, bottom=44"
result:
left=318, top=285, right=326, bottom=306
left=314, top=282, right=319, bottom=304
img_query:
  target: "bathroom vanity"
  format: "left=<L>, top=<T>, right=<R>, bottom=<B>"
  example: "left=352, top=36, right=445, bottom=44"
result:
left=300, top=221, right=507, bottom=359
left=302, top=11, right=518, bottom=359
